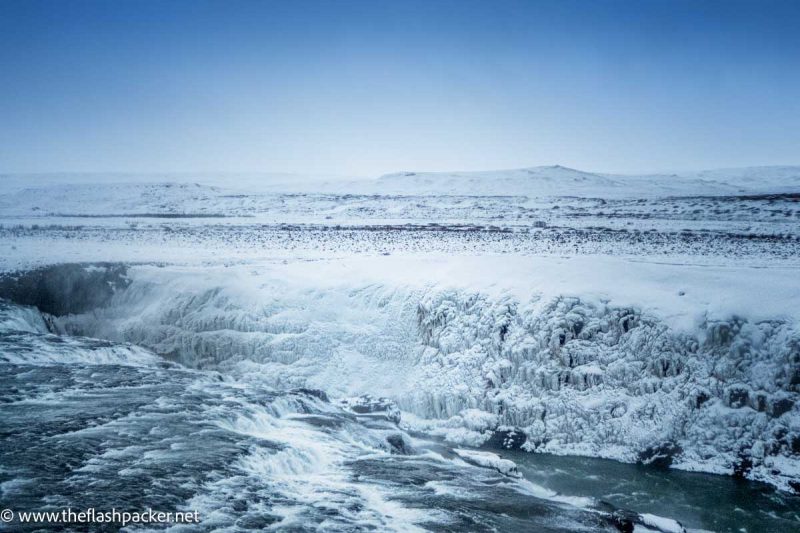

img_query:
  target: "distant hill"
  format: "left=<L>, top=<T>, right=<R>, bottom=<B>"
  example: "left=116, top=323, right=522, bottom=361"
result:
left=2, top=165, right=799, bottom=200
left=374, top=165, right=800, bottom=197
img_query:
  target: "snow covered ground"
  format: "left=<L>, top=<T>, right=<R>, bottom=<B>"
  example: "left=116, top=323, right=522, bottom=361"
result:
left=1, top=165, right=799, bottom=530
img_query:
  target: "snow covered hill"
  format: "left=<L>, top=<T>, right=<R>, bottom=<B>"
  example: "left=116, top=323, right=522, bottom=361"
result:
left=2, top=165, right=800, bottom=203
left=375, top=165, right=800, bottom=197
left=376, top=166, right=624, bottom=196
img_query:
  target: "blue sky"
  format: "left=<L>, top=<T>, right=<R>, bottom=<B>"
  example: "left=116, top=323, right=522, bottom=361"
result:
left=1, top=0, right=799, bottom=176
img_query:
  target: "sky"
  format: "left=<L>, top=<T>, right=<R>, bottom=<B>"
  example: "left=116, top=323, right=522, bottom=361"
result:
left=1, top=0, right=799, bottom=177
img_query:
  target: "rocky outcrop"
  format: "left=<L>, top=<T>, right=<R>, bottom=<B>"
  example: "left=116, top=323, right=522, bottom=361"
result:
left=0, top=263, right=129, bottom=316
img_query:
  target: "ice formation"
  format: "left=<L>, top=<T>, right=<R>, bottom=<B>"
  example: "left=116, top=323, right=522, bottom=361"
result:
left=1, top=166, right=799, bottom=531
left=6, top=260, right=794, bottom=494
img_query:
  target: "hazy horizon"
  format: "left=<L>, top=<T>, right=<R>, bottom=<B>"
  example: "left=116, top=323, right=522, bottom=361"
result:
left=4, top=163, right=800, bottom=182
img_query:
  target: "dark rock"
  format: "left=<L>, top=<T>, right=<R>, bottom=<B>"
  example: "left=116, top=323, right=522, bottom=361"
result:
left=791, top=434, right=800, bottom=454
left=789, top=366, right=800, bottom=387
left=600, top=502, right=686, bottom=533
left=342, top=395, right=401, bottom=423
left=294, top=415, right=342, bottom=429
left=386, top=434, right=412, bottom=454
left=499, top=323, right=509, bottom=342
left=292, top=388, right=329, bottom=402
left=485, top=428, right=527, bottom=450
left=620, top=315, right=636, bottom=333
left=694, top=389, right=711, bottom=408
left=0, top=263, right=129, bottom=316
left=638, top=442, right=682, bottom=469
left=733, top=453, right=753, bottom=479
left=774, top=427, right=789, bottom=440
left=769, top=397, right=794, bottom=418
left=726, top=385, right=750, bottom=409
left=606, top=509, right=637, bottom=533
left=752, top=392, right=768, bottom=412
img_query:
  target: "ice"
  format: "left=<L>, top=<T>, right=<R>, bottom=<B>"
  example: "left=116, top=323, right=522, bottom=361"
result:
left=1, top=164, right=799, bottom=506
left=9, top=256, right=792, bottom=493
left=454, top=449, right=520, bottom=477
left=0, top=300, right=50, bottom=334
left=639, top=513, right=686, bottom=533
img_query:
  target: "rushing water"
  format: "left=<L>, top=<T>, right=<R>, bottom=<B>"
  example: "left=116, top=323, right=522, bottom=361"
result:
left=1, top=303, right=799, bottom=532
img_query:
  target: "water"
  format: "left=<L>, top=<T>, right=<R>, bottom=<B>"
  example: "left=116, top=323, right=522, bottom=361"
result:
left=0, top=334, right=609, bottom=532
left=509, top=452, right=800, bottom=533
left=1, top=305, right=799, bottom=532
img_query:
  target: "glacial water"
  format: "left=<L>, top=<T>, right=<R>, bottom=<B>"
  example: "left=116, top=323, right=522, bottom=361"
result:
left=509, top=451, right=800, bottom=533
left=0, top=334, right=611, bottom=532
left=1, top=316, right=799, bottom=532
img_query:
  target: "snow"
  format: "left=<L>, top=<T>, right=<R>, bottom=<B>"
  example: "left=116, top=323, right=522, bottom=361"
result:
left=375, top=165, right=800, bottom=197
left=19, top=257, right=793, bottom=492
left=3, top=165, right=800, bottom=211
left=245, top=254, right=800, bottom=333
left=639, top=513, right=686, bottom=533
left=1, top=164, right=799, bottom=494
left=453, top=449, right=520, bottom=477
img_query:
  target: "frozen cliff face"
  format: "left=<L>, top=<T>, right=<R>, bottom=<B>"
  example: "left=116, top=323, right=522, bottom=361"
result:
left=407, top=292, right=800, bottom=492
left=0, top=263, right=129, bottom=315
left=37, top=263, right=800, bottom=493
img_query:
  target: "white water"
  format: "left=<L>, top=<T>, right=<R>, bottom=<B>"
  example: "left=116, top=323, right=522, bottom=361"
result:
left=27, top=260, right=798, bottom=494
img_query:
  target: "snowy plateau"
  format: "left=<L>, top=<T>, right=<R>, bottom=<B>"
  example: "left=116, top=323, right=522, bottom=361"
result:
left=1, top=165, right=800, bottom=532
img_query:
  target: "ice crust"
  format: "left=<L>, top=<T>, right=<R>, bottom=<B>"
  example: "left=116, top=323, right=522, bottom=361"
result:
left=28, top=259, right=799, bottom=493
